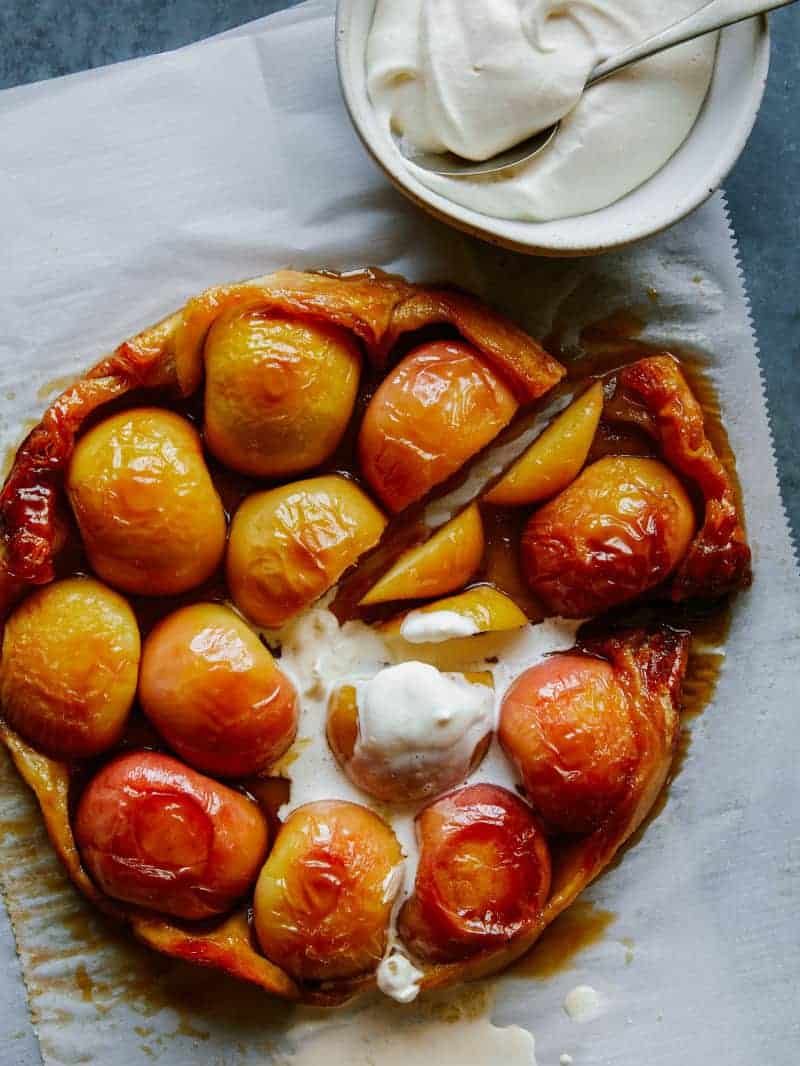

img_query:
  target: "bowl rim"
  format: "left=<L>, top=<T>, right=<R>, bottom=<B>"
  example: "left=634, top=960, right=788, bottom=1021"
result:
left=335, top=0, right=771, bottom=257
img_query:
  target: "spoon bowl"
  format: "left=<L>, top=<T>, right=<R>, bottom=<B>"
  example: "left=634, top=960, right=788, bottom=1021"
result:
left=393, top=125, right=559, bottom=179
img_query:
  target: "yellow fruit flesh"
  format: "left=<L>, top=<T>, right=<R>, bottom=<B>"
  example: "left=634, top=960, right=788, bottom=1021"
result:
left=359, top=504, right=484, bottom=606
left=381, top=585, right=527, bottom=637
left=484, top=381, right=604, bottom=507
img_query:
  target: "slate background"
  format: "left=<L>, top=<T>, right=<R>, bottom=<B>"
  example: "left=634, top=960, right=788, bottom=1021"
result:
left=0, top=3, right=797, bottom=1063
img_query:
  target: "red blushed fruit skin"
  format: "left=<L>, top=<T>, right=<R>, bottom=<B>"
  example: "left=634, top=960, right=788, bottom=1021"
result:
left=499, top=654, right=639, bottom=836
left=397, top=784, right=551, bottom=964
left=521, top=456, right=696, bottom=618
left=138, top=604, right=299, bottom=778
left=74, top=751, right=269, bottom=920
left=358, top=341, right=518, bottom=513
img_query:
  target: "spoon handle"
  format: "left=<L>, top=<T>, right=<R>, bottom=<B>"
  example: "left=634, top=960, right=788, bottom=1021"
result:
left=588, top=0, right=794, bottom=85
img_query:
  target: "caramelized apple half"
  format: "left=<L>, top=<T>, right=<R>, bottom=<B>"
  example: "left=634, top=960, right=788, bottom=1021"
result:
left=253, top=800, right=402, bottom=982
left=359, top=341, right=518, bottom=513
left=398, top=784, right=552, bottom=963
left=75, top=751, right=268, bottom=920
left=204, top=309, right=361, bottom=478
left=499, top=653, right=638, bottom=834
left=484, top=381, right=604, bottom=506
left=0, top=577, right=140, bottom=759
left=227, top=475, right=387, bottom=627
left=139, top=603, right=298, bottom=778
left=380, top=585, right=527, bottom=641
left=360, top=504, right=484, bottom=606
left=522, top=456, right=696, bottom=617
left=67, top=408, right=227, bottom=597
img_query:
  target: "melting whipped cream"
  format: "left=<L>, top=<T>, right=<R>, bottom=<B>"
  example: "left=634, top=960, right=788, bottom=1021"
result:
left=377, top=951, right=425, bottom=1003
left=367, top=0, right=717, bottom=221
left=352, top=661, right=494, bottom=797
left=400, top=608, right=480, bottom=643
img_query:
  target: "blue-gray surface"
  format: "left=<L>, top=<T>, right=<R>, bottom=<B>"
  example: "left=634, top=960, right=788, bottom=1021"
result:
left=0, top=5, right=797, bottom=1064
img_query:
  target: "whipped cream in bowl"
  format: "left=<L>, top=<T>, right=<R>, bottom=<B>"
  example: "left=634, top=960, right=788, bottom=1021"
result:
left=336, top=0, right=770, bottom=253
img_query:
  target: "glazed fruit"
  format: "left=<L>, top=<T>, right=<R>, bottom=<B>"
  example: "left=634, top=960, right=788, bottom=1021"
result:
left=0, top=577, right=139, bottom=759
left=398, top=784, right=551, bottom=962
left=360, top=504, right=484, bottom=606
left=327, top=665, right=493, bottom=803
left=204, top=310, right=361, bottom=477
left=138, top=603, right=298, bottom=778
left=484, top=382, right=604, bottom=506
left=253, top=800, right=402, bottom=981
left=75, top=751, right=268, bottom=919
left=359, top=341, right=518, bottom=513
left=499, top=653, right=638, bottom=834
left=67, top=408, right=226, bottom=596
left=227, top=475, right=387, bottom=627
left=381, top=585, right=527, bottom=640
left=521, top=456, right=696, bottom=616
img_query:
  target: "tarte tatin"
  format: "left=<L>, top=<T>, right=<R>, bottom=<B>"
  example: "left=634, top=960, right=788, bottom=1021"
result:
left=0, top=269, right=750, bottom=1005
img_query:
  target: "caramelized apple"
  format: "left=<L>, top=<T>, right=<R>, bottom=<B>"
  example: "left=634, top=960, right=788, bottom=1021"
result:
left=67, top=408, right=226, bottom=596
left=499, top=654, right=638, bottom=835
left=381, top=585, right=527, bottom=640
left=227, top=475, right=387, bottom=627
left=359, top=341, right=518, bottom=513
left=327, top=664, right=493, bottom=803
left=484, top=382, right=604, bottom=506
left=204, top=310, right=361, bottom=477
left=398, top=784, right=551, bottom=962
left=360, top=504, right=484, bottom=606
left=0, top=577, right=139, bottom=759
left=75, top=751, right=268, bottom=919
left=522, top=456, right=696, bottom=617
left=253, top=800, right=402, bottom=980
left=139, top=603, right=298, bottom=778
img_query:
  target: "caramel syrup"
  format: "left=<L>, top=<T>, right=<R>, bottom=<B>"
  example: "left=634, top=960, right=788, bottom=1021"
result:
left=510, top=901, right=617, bottom=980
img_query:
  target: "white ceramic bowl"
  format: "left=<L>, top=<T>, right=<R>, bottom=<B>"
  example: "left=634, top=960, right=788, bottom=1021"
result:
left=335, top=0, right=770, bottom=256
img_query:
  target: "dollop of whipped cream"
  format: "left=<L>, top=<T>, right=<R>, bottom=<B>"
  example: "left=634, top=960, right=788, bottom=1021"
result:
left=377, top=951, right=425, bottom=1003
left=400, top=608, right=480, bottom=643
left=351, top=661, right=494, bottom=798
left=367, top=0, right=717, bottom=221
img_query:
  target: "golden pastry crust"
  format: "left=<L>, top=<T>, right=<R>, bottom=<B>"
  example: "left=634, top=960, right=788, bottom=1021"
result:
left=605, top=354, right=752, bottom=600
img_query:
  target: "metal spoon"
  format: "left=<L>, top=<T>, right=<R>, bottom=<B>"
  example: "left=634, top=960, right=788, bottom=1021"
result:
left=398, top=0, right=795, bottom=178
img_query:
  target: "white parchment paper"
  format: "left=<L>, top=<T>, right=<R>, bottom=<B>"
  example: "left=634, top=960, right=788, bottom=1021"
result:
left=0, top=2, right=797, bottom=1064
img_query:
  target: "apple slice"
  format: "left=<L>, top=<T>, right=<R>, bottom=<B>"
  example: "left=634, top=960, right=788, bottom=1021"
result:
left=484, top=381, right=604, bottom=506
left=381, top=585, right=527, bottom=641
left=359, top=504, right=484, bottom=606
